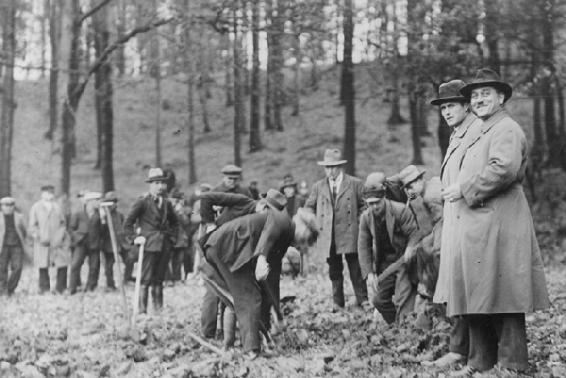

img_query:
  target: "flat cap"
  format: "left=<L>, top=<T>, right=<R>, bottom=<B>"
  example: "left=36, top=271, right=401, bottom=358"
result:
left=0, top=197, right=15, bottom=205
left=221, top=164, right=243, bottom=176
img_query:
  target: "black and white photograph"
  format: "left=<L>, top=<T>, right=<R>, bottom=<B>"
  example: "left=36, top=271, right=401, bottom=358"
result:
left=0, top=0, right=564, bottom=377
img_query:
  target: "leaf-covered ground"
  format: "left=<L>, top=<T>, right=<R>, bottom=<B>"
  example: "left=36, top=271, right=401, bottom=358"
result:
left=0, top=265, right=564, bottom=378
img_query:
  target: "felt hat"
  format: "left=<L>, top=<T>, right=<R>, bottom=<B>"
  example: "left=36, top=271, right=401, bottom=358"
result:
left=84, top=192, right=102, bottom=201
left=363, top=172, right=386, bottom=203
left=103, top=191, right=118, bottom=202
left=430, top=80, right=468, bottom=105
left=280, top=174, right=297, bottom=190
left=460, top=68, right=513, bottom=103
left=398, top=165, right=426, bottom=188
left=265, top=188, right=287, bottom=210
left=317, top=148, right=347, bottom=166
left=0, top=197, right=15, bottom=205
left=221, top=164, right=243, bottom=178
left=145, top=167, right=167, bottom=183
left=41, top=185, right=55, bottom=192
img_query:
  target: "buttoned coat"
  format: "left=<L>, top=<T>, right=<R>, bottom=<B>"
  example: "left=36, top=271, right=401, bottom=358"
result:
left=123, top=195, right=179, bottom=253
left=357, top=199, right=420, bottom=279
left=0, top=212, right=28, bottom=252
left=434, top=113, right=482, bottom=304
left=28, top=200, right=71, bottom=268
left=305, top=174, right=365, bottom=256
left=446, top=109, right=550, bottom=316
left=69, top=210, right=102, bottom=250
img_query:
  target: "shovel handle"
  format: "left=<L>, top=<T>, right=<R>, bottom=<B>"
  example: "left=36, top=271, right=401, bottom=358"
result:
left=132, top=240, right=145, bottom=327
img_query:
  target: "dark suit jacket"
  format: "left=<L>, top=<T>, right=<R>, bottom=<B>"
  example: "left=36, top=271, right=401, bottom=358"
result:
left=357, top=199, right=420, bottom=279
left=100, top=210, right=129, bottom=253
left=123, top=195, right=179, bottom=252
left=205, top=208, right=294, bottom=273
left=200, top=192, right=256, bottom=226
left=69, top=210, right=102, bottom=250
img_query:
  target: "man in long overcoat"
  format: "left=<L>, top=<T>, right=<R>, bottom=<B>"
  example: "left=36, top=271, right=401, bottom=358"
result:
left=423, top=79, right=482, bottom=367
left=29, top=185, right=71, bottom=294
left=358, top=173, right=421, bottom=323
left=0, top=197, right=28, bottom=295
left=124, top=168, right=179, bottom=313
left=442, top=68, right=550, bottom=375
left=305, top=148, right=367, bottom=310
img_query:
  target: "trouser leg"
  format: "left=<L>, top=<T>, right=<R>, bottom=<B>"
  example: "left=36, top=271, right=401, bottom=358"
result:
left=86, top=249, right=100, bottom=291
left=450, top=315, right=470, bottom=356
left=7, top=245, right=23, bottom=295
left=200, top=260, right=220, bottom=338
left=0, top=246, right=9, bottom=294
left=371, top=269, right=397, bottom=324
left=184, top=244, right=194, bottom=276
left=493, top=313, right=529, bottom=371
left=260, top=258, right=281, bottom=333
left=208, top=246, right=261, bottom=353
left=55, top=267, right=67, bottom=293
left=345, top=252, right=368, bottom=305
left=39, top=268, right=50, bottom=293
left=467, top=314, right=499, bottom=371
left=393, top=263, right=417, bottom=322
left=69, top=245, right=87, bottom=294
left=104, top=252, right=116, bottom=288
left=171, top=247, right=184, bottom=281
left=327, top=243, right=345, bottom=307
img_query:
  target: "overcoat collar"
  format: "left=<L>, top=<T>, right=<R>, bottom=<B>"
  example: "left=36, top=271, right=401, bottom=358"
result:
left=440, top=112, right=478, bottom=177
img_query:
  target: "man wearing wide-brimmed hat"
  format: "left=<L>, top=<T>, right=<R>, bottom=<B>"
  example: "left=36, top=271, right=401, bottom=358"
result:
left=124, top=168, right=179, bottom=314
left=29, top=185, right=71, bottom=294
left=357, top=172, right=421, bottom=324
left=279, top=174, right=305, bottom=218
left=304, top=148, right=367, bottom=310
left=0, top=197, right=28, bottom=296
left=440, top=68, right=550, bottom=376
left=420, top=79, right=483, bottom=367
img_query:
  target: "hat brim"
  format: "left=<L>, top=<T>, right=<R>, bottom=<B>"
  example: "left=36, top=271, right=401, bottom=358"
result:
left=430, top=96, right=468, bottom=106
left=145, top=176, right=168, bottom=183
left=317, top=160, right=347, bottom=166
left=402, top=171, right=426, bottom=188
left=460, top=81, right=513, bottom=102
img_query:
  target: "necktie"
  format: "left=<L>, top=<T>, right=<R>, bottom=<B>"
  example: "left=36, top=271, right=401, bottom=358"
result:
left=331, top=180, right=337, bottom=202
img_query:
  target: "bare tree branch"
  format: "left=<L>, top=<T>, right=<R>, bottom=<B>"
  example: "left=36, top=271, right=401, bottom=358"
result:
left=79, top=0, right=114, bottom=25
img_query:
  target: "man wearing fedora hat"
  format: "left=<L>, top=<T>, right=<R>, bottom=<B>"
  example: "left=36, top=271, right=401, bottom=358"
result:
left=440, top=68, right=550, bottom=375
left=421, top=79, right=482, bottom=367
left=29, top=185, right=71, bottom=294
left=305, top=148, right=367, bottom=310
left=124, top=168, right=179, bottom=313
left=0, top=197, right=27, bottom=296
left=280, top=174, right=306, bottom=218
left=358, top=172, right=421, bottom=324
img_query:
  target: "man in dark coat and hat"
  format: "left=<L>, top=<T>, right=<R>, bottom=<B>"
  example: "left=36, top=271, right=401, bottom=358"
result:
left=123, top=168, right=179, bottom=314
left=442, top=68, right=550, bottom=376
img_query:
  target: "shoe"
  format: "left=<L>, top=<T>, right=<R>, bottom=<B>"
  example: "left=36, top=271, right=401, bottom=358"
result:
left=449, top=365, right=478, bottom=377
left=422, top=352, right=465, bottom=367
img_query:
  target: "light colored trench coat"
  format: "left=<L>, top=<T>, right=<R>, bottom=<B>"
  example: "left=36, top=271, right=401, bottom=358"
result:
left=434, top=112, right=482, bottom=304
left=28, top=200, right=71, bottom=268
left=305, top=174, right=365, bottom=256
left=444, top=109, right=550, bottom=316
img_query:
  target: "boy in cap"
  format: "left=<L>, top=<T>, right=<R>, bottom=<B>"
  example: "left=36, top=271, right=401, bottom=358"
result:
left=68, top=191, right=103, bottom=294
left=304, top=148, right=367, bottom=310
left=124, top=168, right=179, bottom=313
left=0, top=197, right=27, bottom=295
left=29, top=185, right=71, bottom=294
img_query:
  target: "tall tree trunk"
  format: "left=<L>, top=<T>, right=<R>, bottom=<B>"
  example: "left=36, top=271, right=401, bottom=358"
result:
left=93, top=0, right=115, bottom=192
left=115, top=0, right=126, bottom=76
left=232, top=1, right=242, bottom=166
left=183, top=0, right=197, bottom=184
left=271, top=0, right=285, bottom=131
left=541, top=0, right=560, bottom=166
left=342, top=0, right=356, bottom=175
left=224, top=34, right=234, bottom=107
left=264, top=0, right=274, bottom=130
left=40, top=0, right=49, bottom=78
left=61, top=0, right=82, bottom=195
left=0, top=0, right=16, bottom=196
left=150, top=0, right=162, bottom=167
left=386, top=0, right=404, bottom=126
left=46, top=0, right=62, bottom=140
left=198, top=35, right=211, bottom=133
left=484, top=0, right=500, bottom=74
left=249, top=0, right=262, bottom=152
left=408, top=84, right=424, bottom=165
left=291, top=30, right=301, bottom=117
